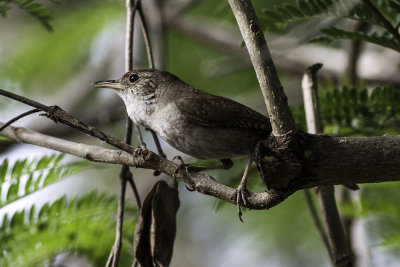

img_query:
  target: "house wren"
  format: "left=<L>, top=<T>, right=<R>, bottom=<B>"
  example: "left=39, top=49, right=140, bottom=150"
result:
left=93, top=69, right=271, bottom=220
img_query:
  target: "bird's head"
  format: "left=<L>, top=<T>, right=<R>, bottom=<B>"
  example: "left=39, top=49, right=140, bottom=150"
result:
left=92, top=69, right=181, bottom=103
left=93, top=69, right=184, bottom=125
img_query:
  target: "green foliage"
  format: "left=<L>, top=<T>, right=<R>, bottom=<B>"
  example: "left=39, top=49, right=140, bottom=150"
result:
left=0, top=154, right=91, bottom=208
left=310, top=27, right=400, bottom=52
left=0, top=191, right=136, bottom=266
left=0, top=2, right=123, bottom=94
left=359, top=183, right=400, bottom=253
left=0, top=0, right=56, bottom=30
left=293, top=85, right=400, bottom=136
left=260, top=0, right=400, bottom=52
left=261, top=0, right=399, bottom=27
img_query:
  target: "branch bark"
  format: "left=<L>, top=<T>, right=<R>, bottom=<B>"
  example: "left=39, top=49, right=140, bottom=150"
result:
left=228, top=0, right=296, bottom=136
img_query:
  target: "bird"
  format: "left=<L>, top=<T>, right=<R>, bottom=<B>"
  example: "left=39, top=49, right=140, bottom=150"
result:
left=93, top=69, right=271, bottom=220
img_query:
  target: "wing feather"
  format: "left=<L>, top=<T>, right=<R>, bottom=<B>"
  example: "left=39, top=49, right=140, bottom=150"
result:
left=175, top=91, right=271, bottom=132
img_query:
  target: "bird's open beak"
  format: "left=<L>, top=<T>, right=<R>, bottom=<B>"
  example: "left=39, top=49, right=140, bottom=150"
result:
left=92, top=80, right=123, bottom=91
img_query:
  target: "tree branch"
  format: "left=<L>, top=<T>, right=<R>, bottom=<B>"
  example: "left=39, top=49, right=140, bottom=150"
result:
left=0, top=88, right=135, bottom=154
left=2, top=120, right=400, bottom=211
left=106, top=171, right=128, bottom=267
left=0, top=122, right=291, bottom=210
left=228, top=0, right=296, bottom=136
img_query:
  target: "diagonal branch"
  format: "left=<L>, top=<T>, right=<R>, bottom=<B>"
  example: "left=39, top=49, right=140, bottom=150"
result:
left=228, top=0, right=296, bottom=136
left=0, top=88, right=134, bottom=154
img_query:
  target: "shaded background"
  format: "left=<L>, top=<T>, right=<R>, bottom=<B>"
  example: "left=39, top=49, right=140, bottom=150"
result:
left=1, top=0, right=400, bottom=266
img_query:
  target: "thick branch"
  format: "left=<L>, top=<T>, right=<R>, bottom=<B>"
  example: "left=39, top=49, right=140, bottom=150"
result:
left=299, top=134, right=400, bottom=187
left=228, top=0, right=296, bottom=135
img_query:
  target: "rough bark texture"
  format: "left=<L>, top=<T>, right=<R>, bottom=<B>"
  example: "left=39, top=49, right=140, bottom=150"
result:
left=300, top=134, right=400, bottom=187
left=228, top=0, right=296, bottom=136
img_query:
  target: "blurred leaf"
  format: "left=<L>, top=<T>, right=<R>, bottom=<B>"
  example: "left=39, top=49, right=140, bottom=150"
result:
left=309, top=27, right=400, bottom=53
left=0, top=0, right=55, bottom=30
left=292, top=85, right=400, bottom=136
left=0, top=158, right=8, bottom=183
left=0, top=191, right=136, bottom=266
left=0, top=2, right=123, bottom=93
left=1, top=154, right=92, bottom=208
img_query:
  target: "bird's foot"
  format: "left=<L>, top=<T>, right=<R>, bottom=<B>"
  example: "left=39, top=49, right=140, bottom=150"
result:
left=172, top=156, right=195, bottom=191
left=230, top=182, right=249, bottom=222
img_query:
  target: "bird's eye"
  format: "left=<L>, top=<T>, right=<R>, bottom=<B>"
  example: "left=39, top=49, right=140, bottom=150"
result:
left=129, top=74, right=139, bottom=83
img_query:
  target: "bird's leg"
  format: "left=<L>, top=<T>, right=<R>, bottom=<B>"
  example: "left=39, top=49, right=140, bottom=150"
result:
left=173, top=157, right=233, bottom=173
left=188, top=158, right=233, bottom=172
left=231, top=155, right=252, bottom=222
left=173, top=157, right=233, bottom=191
left=172, top=156, right=197, bottom=191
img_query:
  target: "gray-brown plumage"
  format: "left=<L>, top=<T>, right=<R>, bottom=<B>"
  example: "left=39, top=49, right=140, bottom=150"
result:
left=93, top=69, right=271, bottom=220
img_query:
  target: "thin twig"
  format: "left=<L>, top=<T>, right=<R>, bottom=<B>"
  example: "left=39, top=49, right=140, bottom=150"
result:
left=301, top=64, right=354, bottom=267
left=362, top=0, right=400, bottom=43
left=127, top=174, right=142, bottom=210
left=0, top=109, right=41, bottom=132
left=347, top=21, right=369, bottom=86
left=137, top=3, right=167, bottom=161
left=228, top=0, right=296, bottom=136
left=303, top=189, right=332, bottom=260
left=0, top=88, right=135, bottom=154
left=123, top=118, right=141, bottom=210
left=138, top=7, right=155, bottom=69
left=106, top=169, right=128, bottom=267
left=109, top=1, right=146, bottom=266
left=126, top=0, right=146, bottom=149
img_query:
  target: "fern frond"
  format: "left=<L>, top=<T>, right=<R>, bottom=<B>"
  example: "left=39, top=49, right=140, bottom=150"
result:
left=0, top=154, right=91, bottom=208
left=309, top=26, right=400, bottom=52
left=293, top=85, right=400, bottom=136
left=0, top=191, right=136, bottom=266
left=0, top=0, right=55, bottom=30
left=261, top=0, right=388, bottom=29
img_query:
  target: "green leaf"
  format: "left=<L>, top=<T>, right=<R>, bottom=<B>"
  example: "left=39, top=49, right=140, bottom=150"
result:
left=0, top=159, right=8, bottom=183
left=1, top=154, right=91, bottom=208
left=24, top=174, right=34, bottom=193
left=293, top=85, right=400, bottom=136
left=6, top=183, right=19, bottom=202
left=0, top=192, right=136, bottom=266
left=53, top=153, right=65, bottom=166
left=35, top=155, right=54, bottom=170
left=0, top=1, right=11, bottom=17
left=11, top=0, right=54, bottom=31
left=11, top=159, right=27, bottom=180
left=260, top=0, right=393, bottom=35
left=10, top=209, right=25, bottom=228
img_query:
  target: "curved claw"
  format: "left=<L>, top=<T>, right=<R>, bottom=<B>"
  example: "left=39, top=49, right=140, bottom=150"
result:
left=231, top=184, right=249, bottom=222
left=185, top=184, right=196, bottom=191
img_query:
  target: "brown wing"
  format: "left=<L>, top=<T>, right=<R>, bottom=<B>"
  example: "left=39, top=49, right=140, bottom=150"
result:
left=175, top=91, right=271, bottom=132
